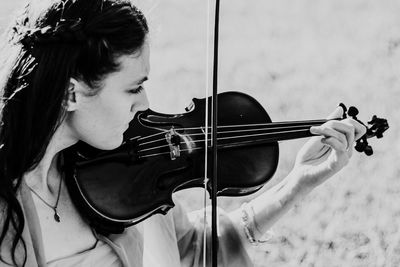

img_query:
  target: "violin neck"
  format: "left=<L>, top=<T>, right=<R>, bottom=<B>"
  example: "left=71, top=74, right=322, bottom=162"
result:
left=134, top=118, right=334, bottom=160
left=215, top=119, right=329, bottom=148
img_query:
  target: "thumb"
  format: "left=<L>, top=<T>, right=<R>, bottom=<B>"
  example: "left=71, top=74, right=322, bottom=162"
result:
left=326, top=104, right=345, bottom=120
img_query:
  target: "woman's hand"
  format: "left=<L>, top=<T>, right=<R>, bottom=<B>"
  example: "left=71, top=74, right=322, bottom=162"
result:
left=292, top=106, right=367, bottom=191
left=232, top=106, right=367, bottom=239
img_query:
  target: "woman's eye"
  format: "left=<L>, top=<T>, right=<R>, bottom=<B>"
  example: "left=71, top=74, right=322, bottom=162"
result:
left=128, top=86, right=144, bottom=94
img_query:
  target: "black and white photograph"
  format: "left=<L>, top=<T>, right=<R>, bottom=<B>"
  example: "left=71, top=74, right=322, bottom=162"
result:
left=0, top=0, right=397, bottom=266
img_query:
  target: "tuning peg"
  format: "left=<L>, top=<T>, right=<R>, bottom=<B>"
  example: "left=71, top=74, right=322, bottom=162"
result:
left=354, top=135, right=373, bottom=156
left=364, top=145, right=373, bottom=156
left=348, top=106, right=359, bottom=118
left=368, top=115, right=377, bottom=125
left=355, top=140, right=366, bottom=152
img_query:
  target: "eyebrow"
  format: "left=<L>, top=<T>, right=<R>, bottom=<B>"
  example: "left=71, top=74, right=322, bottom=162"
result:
left=131, top=76, right=148, bottom=85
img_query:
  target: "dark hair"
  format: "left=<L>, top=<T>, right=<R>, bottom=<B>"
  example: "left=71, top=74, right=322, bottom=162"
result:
left=0, top=0, right=148, bottom=265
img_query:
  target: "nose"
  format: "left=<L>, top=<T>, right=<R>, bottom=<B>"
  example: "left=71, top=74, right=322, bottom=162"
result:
left=131, top=90, right=149, bottom=114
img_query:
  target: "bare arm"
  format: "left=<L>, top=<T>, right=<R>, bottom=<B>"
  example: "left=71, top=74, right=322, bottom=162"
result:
left=229, top=106, right=367, bottom=244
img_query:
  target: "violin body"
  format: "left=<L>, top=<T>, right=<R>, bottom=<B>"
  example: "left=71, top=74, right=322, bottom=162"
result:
left=64, top=92, right=279, bottom=233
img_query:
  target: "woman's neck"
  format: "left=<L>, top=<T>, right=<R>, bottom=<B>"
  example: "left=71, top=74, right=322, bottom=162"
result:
left=24, top=122, right=78, bottom=194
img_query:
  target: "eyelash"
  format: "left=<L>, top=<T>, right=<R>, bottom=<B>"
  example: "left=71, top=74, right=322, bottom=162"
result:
left=128, top=86, right=144, bottom=94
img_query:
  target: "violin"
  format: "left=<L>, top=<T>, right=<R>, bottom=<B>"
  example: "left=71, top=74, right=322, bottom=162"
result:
left=63, top=91, right=389, bottom=235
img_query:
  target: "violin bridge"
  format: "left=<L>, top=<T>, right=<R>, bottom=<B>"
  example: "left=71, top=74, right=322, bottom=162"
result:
left=165, top=127, right=181, bottom=160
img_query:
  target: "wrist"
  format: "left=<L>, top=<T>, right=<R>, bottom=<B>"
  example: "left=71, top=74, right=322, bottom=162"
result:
left=249, top=172, right=313, bottom=233
left=286, top=170, right=314, bottom=197
left=288, top=166, right=328, bottom=196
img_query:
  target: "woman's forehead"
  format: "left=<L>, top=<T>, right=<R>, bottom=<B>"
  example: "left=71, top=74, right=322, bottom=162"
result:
left=104, top=45, right=150, bottom=88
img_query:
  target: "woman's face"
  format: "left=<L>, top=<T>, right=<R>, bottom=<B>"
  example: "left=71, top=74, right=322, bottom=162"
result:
left=67, top=43, right=150, bottom=150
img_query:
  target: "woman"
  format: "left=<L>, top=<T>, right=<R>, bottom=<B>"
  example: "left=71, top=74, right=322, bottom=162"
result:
left=0, top=0, right=366, bottom=266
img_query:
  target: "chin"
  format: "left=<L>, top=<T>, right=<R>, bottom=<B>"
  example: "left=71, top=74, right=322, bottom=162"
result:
left=104, top=138, right=124, bottom=150
left=88, top=136, right=124, bottom=151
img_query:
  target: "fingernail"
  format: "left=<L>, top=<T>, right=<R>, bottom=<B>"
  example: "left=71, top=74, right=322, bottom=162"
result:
left=310, top=126, right=318, bottom=134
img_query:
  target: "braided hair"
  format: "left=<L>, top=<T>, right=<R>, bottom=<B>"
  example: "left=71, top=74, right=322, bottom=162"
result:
left=0, top=1, right=148, bottom=266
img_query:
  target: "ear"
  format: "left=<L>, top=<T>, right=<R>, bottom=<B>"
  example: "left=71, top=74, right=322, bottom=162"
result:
left=65, top=78, right=82, bottom=112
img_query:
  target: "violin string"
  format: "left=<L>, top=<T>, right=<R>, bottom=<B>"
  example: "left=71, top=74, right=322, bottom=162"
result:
left=134, top=119, right=327, bottom=142
left=134, top=130, right=167, bottom=143
left=137, top=128, right=312, bottom=159
left=203, top=0, right=212, bottom=262
left=136, top=122, right=323, bottom=147
left=136, top=122, right=324, bottom=150
left=134, top=120, right=328, bottom=140
left=136, top=125, right=321, bottom=153
left=137, top=128, right=313, bottom=154
left=137, top=124, right=316, bottom=152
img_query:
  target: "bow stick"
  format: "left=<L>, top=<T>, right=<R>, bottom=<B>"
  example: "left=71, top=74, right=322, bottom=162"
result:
left=210, top=0, right=221, bottom=266
left=201, top=0, right=222, bottom=265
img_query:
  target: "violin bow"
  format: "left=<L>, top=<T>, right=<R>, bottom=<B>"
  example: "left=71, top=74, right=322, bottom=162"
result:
left=201, top=0, right=221, bottom=265
left=207, top=0, right=221, bottom=266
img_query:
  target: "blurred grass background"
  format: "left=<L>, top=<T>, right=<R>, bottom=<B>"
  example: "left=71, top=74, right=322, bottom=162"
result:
left=1, top=0, right=399, bottom=266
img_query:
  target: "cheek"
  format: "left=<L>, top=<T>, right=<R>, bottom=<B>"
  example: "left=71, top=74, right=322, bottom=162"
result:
left=68, top=103, right=127, bottom=150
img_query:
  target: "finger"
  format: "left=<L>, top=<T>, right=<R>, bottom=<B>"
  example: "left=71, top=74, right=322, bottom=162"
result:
left=312, top=120, right=358, bottom=150
left=323, top=105, right=366, bottom=142
left=310, top=123, right=349, bottom=149
left=321, top=136, right=347, bottom=152
left=346, top=118, right=367, bottom=140
left=347, top=144, right=353, bottom=158
left=335, top=120, right=355, bottom=150
left=326, top=105, right=345, bottom=120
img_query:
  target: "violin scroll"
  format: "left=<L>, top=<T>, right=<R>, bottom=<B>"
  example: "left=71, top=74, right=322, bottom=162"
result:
left=341, top=104, right=389, bottom=156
